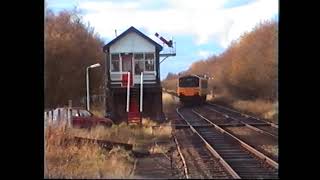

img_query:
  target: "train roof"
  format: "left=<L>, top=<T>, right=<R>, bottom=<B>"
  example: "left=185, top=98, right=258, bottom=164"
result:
left=179, top=74, right=208, bottom=79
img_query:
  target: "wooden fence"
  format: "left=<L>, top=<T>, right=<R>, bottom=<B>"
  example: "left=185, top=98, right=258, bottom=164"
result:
left=44, top=107, right=72, bottom=126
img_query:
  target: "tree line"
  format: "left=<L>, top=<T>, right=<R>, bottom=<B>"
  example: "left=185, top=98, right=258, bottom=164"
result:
left=45, top=8, right=105, bottom=108
left=162, top=20, right=278, bottom=101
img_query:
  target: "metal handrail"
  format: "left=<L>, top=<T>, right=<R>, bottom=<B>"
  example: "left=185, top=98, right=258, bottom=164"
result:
left=126, top=72, right=130, bottom=112
left=140, top=72, right=143, bottom=112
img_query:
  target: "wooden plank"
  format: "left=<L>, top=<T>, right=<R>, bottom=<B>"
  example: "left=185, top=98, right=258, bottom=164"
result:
left=69, top=137, right=133, bottom=151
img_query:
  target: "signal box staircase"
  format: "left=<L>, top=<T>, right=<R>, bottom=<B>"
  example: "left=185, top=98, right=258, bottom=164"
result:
left=128, top=90, right=141, bottom=124
left=123, top=72, right=143, bottom=125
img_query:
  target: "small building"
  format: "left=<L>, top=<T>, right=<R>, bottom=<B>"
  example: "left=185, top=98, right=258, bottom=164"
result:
left=103, top=26, right=166, bottom=123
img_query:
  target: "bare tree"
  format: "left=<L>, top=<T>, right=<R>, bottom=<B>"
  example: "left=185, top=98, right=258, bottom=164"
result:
left=45, top=9, right=105, bottom=108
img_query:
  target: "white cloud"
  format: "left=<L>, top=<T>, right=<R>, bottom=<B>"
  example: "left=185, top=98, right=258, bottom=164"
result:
left=198, top=50, right=213, bottom=59
left=76, top=0, right=278, bottom=48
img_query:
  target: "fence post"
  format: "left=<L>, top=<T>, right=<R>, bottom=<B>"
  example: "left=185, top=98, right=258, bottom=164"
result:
left=58, top=109, right=61, bottom=124
left=44, top=112, right=46, bottom=125
left=65, top=107, right=68, bottom=125
left=68, top=100, right=72, bottom=127
left=51, top=110, right=53, bottom=123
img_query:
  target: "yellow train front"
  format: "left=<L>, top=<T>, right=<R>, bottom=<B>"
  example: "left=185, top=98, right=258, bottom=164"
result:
left=177, top=75, right=208, bottom=104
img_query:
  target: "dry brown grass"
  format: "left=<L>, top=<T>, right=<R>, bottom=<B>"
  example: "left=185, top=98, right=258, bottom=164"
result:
left=225, top=127, right=254, bottom=136
left=68, top=119, right=172, bottom=146
left=45, top=117, right=173, bottom=178
left=259, top=145, right=278, bottom=157
left=232, top=99, right=278, bottom=123
left=162, top=92, right=179, bottom=113
left=90, top=110, right=104, bottom=118
left=161, top=79, right=177, bottom=93
left=149, top=142, right=173, bottom=154
left=90, top=106, right=105, bottom=118
left=211, top=90, right=236, bottom=105
left=45, top=124, right=135, bottom=178
left=211, top=91, right=278, bottom=123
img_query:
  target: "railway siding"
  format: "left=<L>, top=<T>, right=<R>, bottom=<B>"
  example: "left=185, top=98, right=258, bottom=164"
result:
left=192, top=106, right=278, bottom=161
left=177, top=107, right=278, bottom=179
left=174, top=128, right=232, bottom=179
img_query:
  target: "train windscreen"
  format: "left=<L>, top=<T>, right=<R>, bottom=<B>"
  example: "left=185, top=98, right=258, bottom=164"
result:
left=179, top=77, right=199, bottom=87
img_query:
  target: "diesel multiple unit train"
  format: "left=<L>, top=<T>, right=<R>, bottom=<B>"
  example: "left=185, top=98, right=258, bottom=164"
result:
left=177, top=74, right=208, bottom=104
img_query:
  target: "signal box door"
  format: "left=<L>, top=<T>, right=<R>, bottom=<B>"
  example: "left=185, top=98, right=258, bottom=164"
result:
left=121, top=54, right=133, bottom=87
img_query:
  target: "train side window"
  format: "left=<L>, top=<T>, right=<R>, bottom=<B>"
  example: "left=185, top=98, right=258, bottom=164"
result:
left=111, top=54, right=120, bottom=72
left=201, top=80, right=208, bottom=88
left=145, top=53, right=155, bottom=71
left=134, top=53, right=144, bottom=75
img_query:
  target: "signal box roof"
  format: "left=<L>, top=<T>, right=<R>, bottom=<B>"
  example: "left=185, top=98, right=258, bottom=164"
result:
left=103, top=26, right=163, bottom=52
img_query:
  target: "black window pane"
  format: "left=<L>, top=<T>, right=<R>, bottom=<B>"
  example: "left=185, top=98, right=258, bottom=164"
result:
left=111, top=54, right=119, bottom=60
left=135, top=61, right=144, bottom=74
left=111, top=60, right=120, bottom=72
left=134, top=53, right=143, bottom=60
left=145, top=60, right=154, bottom=71
left=145, top=53, right=154, bottom=60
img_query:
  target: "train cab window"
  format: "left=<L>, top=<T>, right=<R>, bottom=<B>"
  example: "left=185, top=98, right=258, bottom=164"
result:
left=111, top=54, right=120, bottom=72
left=134, top=53, right=144, bottom=75
left=179, top=77, right=199, bottom=87
left=145, top=53, right=155, bottom=71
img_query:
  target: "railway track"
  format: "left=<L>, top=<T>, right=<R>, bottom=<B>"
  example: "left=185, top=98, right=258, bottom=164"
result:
left=173, top=127, right=233, bottom=179
left=192, top=106, right=278, bottom=162
left=170, top=110, right=232, bottom=179
left=177, top=107, right=278, bottom=179
left=204, top=103, right=278, bottom=138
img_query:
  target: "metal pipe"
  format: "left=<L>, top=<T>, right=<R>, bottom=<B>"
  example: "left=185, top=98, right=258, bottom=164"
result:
left=86, top=67, right=90, bottom=111
left=86, top=63, right=100, bottom=111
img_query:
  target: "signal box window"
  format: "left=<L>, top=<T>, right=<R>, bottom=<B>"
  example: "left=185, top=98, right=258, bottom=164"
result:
left=111, top=54, right=120, bottom=72
left=145, top=53, right=155, bottom=71
left=134, top=53, right=144, bottom=75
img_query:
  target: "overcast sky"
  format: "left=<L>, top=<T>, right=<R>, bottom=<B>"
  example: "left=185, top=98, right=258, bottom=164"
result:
left=46, top=0, right=278, bottom=79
